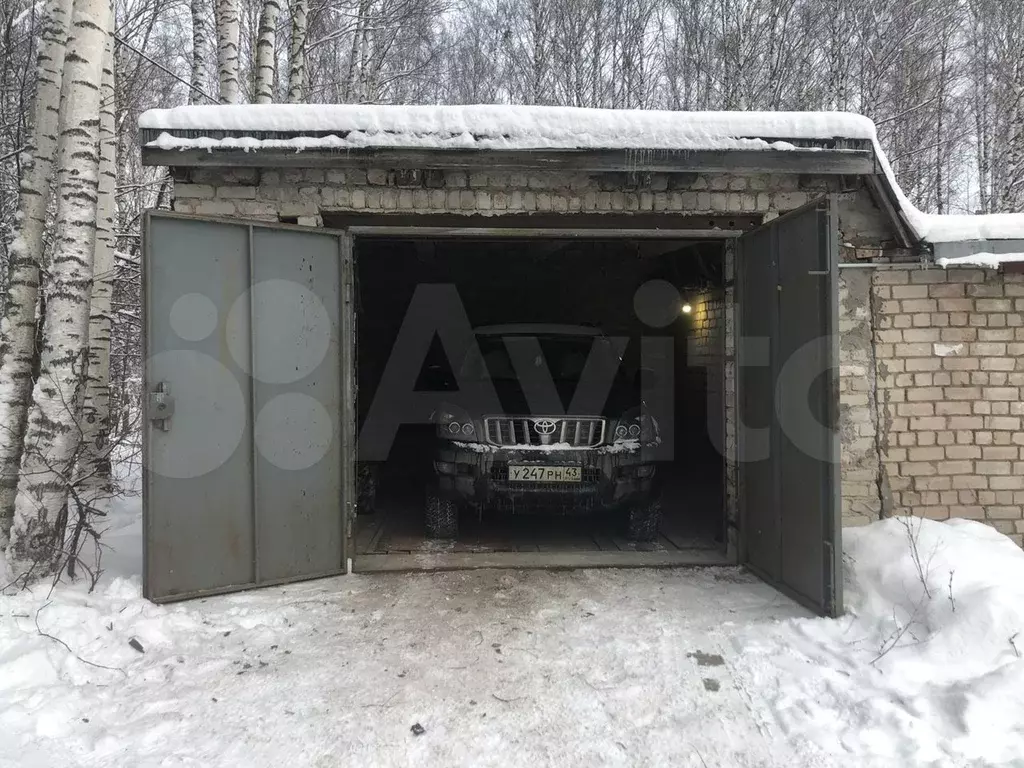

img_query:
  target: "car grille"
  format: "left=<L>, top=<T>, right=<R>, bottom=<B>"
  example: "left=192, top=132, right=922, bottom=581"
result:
left=484, top=416, right=606, bottom=448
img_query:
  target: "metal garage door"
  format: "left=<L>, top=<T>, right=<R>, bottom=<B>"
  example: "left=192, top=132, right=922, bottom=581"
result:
left=143, top=213, right=355, bottom=601
left=735, top=198, right=842, bottom=617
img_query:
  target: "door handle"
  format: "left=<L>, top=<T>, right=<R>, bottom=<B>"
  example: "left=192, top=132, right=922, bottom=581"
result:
left=148, top=382, right=175, bottom=431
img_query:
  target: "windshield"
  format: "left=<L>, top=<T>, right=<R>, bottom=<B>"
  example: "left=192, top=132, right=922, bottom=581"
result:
left=461, top=334, right=617, bottom=382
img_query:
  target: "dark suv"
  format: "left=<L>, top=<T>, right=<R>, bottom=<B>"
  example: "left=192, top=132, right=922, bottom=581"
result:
left=427, top=325, right=662, bottom=541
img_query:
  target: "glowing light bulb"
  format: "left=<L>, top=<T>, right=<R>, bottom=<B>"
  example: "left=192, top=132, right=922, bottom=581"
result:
left=681, top=303, right=693, bottom=315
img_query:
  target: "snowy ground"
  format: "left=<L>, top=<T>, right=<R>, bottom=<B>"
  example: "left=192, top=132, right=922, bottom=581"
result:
left=2, top=489, right=1024, bottom=767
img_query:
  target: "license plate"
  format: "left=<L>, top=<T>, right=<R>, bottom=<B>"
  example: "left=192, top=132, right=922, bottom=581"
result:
left=508, top=465, right=582, bottom=483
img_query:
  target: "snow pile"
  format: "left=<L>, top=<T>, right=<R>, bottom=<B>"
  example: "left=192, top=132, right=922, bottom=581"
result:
left=5, top=493, right=1024, bottom=765
left=595, top=438, right=641, bottom=455
left=737, top=517, right=1024, bottom=766
left=1, top=542, right=823, bottom=767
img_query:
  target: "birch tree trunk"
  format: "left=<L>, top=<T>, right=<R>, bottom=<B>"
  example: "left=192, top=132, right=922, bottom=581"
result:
left=343, top=0, right=366, bottom=102
left=287, top=0, right=306, bottom=103
left=190, top=0, right=209, bottom=104
left=254, top=0, right=280, bottom=103
left=0, top=0, right=74, bottom=552
left=7, top=0, right=110, bottom=577
left=216, top=0, right=240, bottom=103
left=78, top=27, right=116, bottom=518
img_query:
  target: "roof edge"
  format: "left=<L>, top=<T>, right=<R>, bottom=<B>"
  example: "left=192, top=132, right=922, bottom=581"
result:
left=934, top=240, right=1024, bottom=269
left=141, top=143, right=877, bottom=177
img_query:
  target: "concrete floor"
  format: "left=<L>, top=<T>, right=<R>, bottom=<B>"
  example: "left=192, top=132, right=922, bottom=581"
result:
left=356, top=461, right=724, bottom=558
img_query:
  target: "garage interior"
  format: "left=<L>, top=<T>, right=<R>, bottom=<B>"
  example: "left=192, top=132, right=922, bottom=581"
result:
left=352, top=234, right=729, bottom=564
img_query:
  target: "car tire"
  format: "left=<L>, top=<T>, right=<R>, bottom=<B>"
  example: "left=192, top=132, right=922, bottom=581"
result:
left=357, top=462, right=378, bottom=515
left=425, top=491, right=459, bottom=539
left=626, top=499, right=662, bottom=542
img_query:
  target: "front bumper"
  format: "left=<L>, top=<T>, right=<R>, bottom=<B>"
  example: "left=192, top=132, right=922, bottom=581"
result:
left=433, top=442, right=659, bottom=513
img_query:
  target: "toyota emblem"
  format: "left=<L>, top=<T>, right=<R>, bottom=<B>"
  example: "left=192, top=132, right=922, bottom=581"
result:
left=533, top=418, right=558, bottom=435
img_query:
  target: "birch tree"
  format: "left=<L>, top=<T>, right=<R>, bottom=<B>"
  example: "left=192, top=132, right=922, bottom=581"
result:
left=984, top=0, right=1024, bottom=211
left=7, top=0, right=110, bottom=576
left=287, top=0, right=306, bottom=102
left=216, top=0, right=241, bottom=103
left=0, top=0, right=74, bottom=551
left=78, top=29, right=116, bottom=519
left=191, top=0, right=211, bottom=104
left=254, top=0, right=281, bottom=103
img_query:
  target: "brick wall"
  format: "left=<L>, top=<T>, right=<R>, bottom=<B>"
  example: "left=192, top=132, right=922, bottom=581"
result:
left=683, top=286, right=727, bottom=461
left=700, top=287, right=731, bottom=549
left=687, top=289, right=726, bottom=365
left=723, top=243, right=738, bottom=552
left=171, top=167, right=840, bottom=222
left=838, top=269, right=885, bottom=526
left=868, top=267, right=1024, bottom=545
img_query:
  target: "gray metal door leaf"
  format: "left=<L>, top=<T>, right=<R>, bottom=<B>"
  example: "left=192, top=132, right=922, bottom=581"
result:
left=735, top=199, right=842, bottom=617
left=143, top=213, right=354, bottom=601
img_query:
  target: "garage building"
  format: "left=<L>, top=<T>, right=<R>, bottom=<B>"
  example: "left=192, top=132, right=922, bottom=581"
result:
left=139, top=106, right=1024, bottom=617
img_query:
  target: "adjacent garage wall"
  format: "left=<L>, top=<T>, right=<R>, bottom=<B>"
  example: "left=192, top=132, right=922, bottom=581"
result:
left=873, top=267, right=1024, bottom=546
left=839, top=266, right=1024, bottom=546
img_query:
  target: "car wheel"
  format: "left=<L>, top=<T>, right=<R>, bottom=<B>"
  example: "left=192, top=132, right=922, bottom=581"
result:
left=425, top=490, right=459, bottom=539
left=626, top=499, right=661, bottom=542
left=357, top=462, right=377, bottom=515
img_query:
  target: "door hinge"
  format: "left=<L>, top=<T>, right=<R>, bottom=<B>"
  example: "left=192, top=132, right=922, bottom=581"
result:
left=148, top=382, right=175, bottom=431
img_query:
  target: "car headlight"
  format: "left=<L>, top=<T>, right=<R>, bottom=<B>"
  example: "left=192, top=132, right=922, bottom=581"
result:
left=435, top=405, right=477, bottom=441
left=614, top=408, right=658, bottom=444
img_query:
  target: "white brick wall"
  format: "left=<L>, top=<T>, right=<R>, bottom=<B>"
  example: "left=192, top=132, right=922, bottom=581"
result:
left=838, top=268, right=885, bottom=527
left=171, top=168, right=841, bottom=221
left=864, top=267, right=1024, bottom=545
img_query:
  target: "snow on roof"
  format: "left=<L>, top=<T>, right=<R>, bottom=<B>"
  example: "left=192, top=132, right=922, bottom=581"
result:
left=911, top=214, right=1024, bottom=243
left=146, top=130, right=802, bottom=154
left=932, top=238, right=1024, bottom=268
left=139, top=104, right=878, bottom=149
left=936, top=251, right=1024, bottom=268
left=868, top=138, right=1024, bottom=244
left=138, top=104, right=1024, bottom=246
